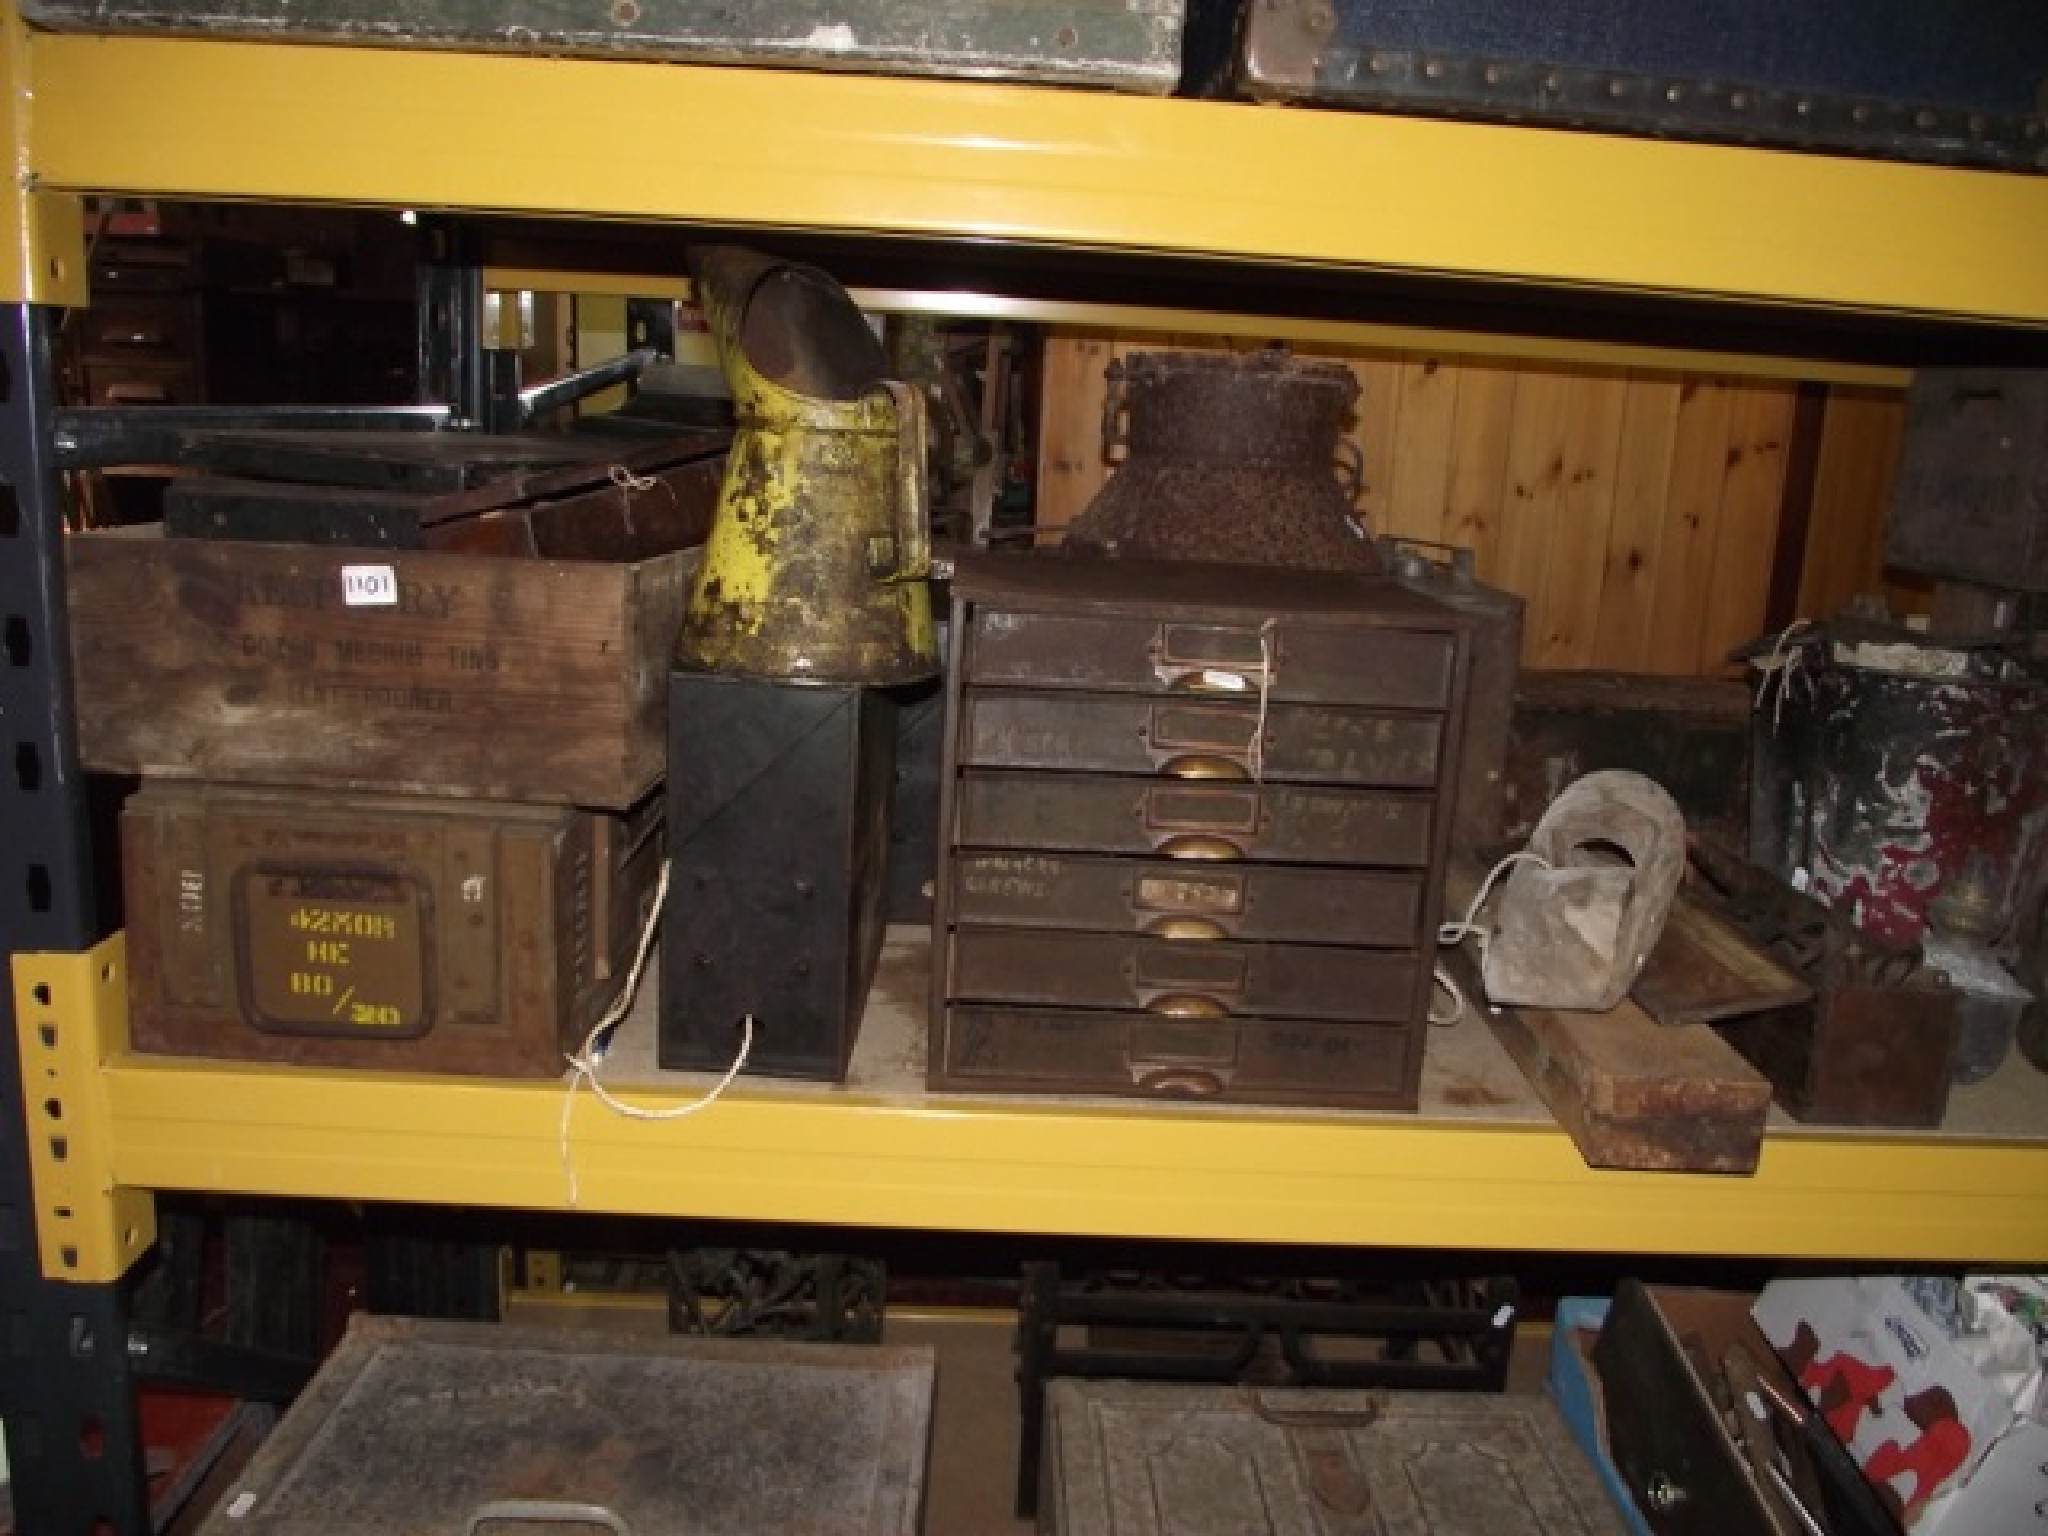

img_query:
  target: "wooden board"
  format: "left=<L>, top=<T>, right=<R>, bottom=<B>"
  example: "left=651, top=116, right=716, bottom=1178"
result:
left=1035, top=338, right=1830, bottom=677
left=66, top=528, right=694, bottom=807
left=1484, top=978, right=1773, bottom=1173
left=1633, top=891, right=1814, bottom=1027
left=1797, top=384, right=1910, bottom=621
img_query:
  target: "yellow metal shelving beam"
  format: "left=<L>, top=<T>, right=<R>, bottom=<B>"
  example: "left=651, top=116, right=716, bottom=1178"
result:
left=97, top=1052, right=2048, bottom=1263
left=16, top=22, right=2048, bottom=326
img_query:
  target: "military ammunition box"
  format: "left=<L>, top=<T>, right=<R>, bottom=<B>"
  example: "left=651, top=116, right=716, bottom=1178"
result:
left=122, top=783, right=662, bottom=1077
left=67, top=529, right=696, bottom=808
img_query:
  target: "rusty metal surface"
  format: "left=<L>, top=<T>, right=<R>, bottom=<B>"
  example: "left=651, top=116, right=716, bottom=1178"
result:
left=937, top=1006, right=1413, bottom=1105
left=1040, top=1379, right=1628, bottom=1535
left=679, top=246, right=937, bottom=685
left=1063, top=350, right=1382, bottom=573
left=196, top=1315, right=934, bottom=1535
left=1483, top=990, right=1771, bottom=1174
left=951, top=927, right=1422, bottom=1021
left=1689, top=839, right=1958, bottom=1127
left=951, top=853, right=1423, bottom=946
left=956, top=771, right=1436, bottom=867
left=1383, top=538, right=1523, bottom=850
left=933, top=551, right=1470, bottom=1112
left=965, top=601, right=1457, bottom=708
left=1888, top=368, right=2048, bottom=593
left=123, top=783, right=662, bottom=1077
left=962, top=690, right=1444, bottom=785
left=1506, top=670, right=1750, bottom=851
left=1632, top=892, right=1813, bottom=1028
left=1750, top=637, right=2048, bottom=949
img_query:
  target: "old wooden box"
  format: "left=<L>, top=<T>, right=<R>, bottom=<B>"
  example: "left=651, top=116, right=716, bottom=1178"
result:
left=26, top=0, right=1185, bottom=94
left=164, top=427, right=726, bottom=560
left=660, top=671, right=896, bottom=1082
left=932, top=552, right=1470, bottom=1111
left=1038, top=1379, right=1628, bottom=1535
left=67, top=527, right=694, bottom=808
left=195, top=1315, right=934, bottom=1535
left=123, top=782, right=662, bottom=1077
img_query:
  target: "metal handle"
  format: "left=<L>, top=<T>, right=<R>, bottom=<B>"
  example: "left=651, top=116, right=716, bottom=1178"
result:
left=1144, top=993, right=1229, bottom=1018
left=1168, top=669, right=1256, bottom=696
left=1099, top=359, right=1128, bottom=454
left=1333, top=438, right=1365, bottom=505
left=1160, top=753, right=1250, bottom=782
left=466, top=1500, right=632, bottom=1535
left=1156, top=834, right=1244, bottom=862
left=1144, top=916, right=1228, bottom=941
left=877, top=379, right=932, bottom=583
left=1136, top=1066, right=1223, bottom=1097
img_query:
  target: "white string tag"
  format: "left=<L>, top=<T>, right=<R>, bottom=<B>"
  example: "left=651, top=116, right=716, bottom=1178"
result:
left=557, top=859, right=754, bottom=1206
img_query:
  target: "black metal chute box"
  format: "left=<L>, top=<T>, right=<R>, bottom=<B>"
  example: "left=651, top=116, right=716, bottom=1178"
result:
left=660, top=670, right=897, bottom=1081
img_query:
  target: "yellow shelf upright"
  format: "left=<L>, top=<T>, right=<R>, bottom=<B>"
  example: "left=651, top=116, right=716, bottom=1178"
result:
left=13, top=938, right=157, bottom=1283
left=0, top=0, right=84, bottom=306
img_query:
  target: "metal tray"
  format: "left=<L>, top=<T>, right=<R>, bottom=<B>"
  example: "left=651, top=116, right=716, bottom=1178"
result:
left=196, top=1316, right=934, bottom=1534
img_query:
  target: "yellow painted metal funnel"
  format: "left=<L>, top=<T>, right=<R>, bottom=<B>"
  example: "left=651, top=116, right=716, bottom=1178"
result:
left=676, top=245, right=938, bottom=684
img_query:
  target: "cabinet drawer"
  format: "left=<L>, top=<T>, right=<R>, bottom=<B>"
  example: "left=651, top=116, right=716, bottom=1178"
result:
left=955, top=770, right=1436, bottom=867
left=965, top=608, right=1455, bottom=711
left=82, top=361, right=197, bottom=407
left=952, top=852, right=1423, bottom=945
left=951, top=926, right=1421, bottom=1022
left=962, top=690, right=1443, bottom=787
left=936, top=1005, right=1413, bottom=1106
left=78, top=300, right=200, bottom=365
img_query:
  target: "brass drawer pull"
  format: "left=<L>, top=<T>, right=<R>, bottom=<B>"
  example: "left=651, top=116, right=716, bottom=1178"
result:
left=1160, top=752, right=1249, bottom=781
left=1169, top=668, right=1255, bottom=695
left=1136, top=1066, right=1224, bottom=1097
left=1143, top=916, right=1228, bottom=941
left=1156, top=834, right=1243, bottom=861
left=1144, top=992, right=1229, bottom=1018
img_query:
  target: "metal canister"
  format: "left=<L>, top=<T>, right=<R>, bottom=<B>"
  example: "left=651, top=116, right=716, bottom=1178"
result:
left=1062, top=349, right=1381, bottom=572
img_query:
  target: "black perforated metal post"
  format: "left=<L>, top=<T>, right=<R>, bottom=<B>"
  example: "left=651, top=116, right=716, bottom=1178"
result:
left=0, top=302, right=150, bottom=1534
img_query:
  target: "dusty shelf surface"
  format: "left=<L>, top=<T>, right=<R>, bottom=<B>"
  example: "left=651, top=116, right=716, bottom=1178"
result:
left=594, top=926, right=2048, bottom=1144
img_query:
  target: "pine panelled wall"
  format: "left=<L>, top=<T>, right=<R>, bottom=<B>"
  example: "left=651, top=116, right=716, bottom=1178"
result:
left=1035, top=332, right=1911, bottom=678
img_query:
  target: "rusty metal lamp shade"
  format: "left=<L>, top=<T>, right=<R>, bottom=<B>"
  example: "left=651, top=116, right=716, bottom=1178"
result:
left=677, top=245, right=939, bottom=684
left=1062, top=349, right=1383, bottom=574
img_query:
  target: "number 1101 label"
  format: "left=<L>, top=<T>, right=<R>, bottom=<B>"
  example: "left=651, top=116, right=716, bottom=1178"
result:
left=340, top=564, right=399, bottom=608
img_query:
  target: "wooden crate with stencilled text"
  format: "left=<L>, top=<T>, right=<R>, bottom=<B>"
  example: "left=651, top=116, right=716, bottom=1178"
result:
left=66, top=526, right=695, bottom=808
left=121, top=781, right=663, bottom=1077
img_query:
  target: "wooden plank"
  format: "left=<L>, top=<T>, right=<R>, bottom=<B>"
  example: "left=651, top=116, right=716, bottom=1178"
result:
left=1699, top=380, right=1795, bottom=672
left=1642, top=378, right=1739, bottom=674
left=1485, top=989, right=1773, bottom=1174
left=1033, top=330, right=1117, bottom=542
left=1633, top=891, right=1813, bottom=1027
left=1490, top=367, right=1577, bottom=662
left=1533, top=368, right=1630, bottom=669
left=1444, top=361, right=1520, bottom=568
left=1795, top=385, right=1908, bottom=621
left=1590, top=374, right=1683, bottom=670
left=1381, top=356, right=1459, bottom=547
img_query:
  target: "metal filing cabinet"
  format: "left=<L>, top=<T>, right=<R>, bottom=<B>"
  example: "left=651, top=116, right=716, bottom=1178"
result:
left=930, top=552, right=1472, bottom=1109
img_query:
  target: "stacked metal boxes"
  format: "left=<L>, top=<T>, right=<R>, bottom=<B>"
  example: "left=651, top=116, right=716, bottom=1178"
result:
left=929, top=552, right=1472, bottom=1109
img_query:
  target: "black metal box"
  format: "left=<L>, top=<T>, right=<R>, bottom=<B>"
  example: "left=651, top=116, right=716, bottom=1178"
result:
left=660, top=670, right=897, bottom=1081
left=1888, top=367, right=2048, bottom=594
